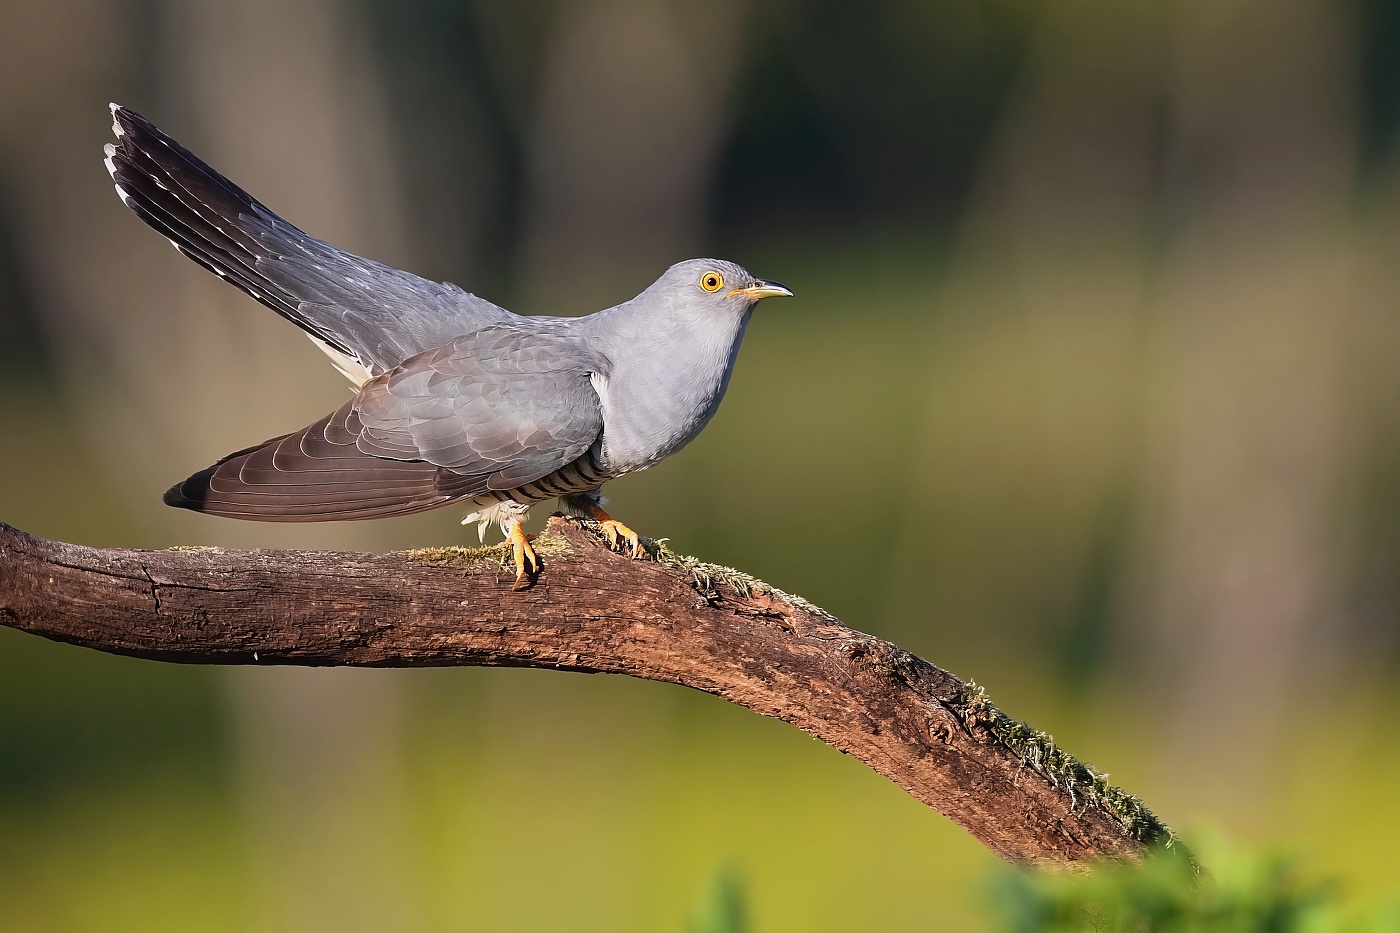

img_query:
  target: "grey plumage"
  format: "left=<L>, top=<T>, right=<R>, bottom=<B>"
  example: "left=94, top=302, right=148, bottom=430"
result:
left=104, top=105, right=510, bottom=377
left=104, top=103, right=791, bottom=574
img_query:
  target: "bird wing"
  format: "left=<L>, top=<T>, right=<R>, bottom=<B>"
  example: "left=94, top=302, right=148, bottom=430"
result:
left=164, top=326, right=608, bottom=520
left=105, top=104, right=513, bottom=379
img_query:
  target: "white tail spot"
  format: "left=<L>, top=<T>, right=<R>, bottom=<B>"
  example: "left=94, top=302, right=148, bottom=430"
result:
left=308, top=334, right=373, bottom=386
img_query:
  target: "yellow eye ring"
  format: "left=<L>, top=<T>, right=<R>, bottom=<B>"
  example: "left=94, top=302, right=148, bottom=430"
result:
left=699, top=271, right=724, bottom=292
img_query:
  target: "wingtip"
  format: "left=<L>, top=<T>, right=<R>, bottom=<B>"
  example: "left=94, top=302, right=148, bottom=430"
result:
left=163, top=473, right=210, bottom=511
left=162, top=483, right=189, bottom=509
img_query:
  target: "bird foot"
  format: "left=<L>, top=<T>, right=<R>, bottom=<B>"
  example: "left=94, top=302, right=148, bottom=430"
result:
left=572, top=500, right=648, bottom=559
left=599, top=519, right=643, bottom=559
left=506, top=522, right=540, bottom=590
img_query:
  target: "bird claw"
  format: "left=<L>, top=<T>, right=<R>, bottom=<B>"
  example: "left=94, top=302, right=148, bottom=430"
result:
left=599, top=519, right=642, bottom=559
left=508, top=525, right=541, bottom=590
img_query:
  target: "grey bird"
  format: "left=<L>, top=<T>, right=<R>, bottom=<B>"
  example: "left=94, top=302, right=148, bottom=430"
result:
left=103, top=104, right=791, bottom=588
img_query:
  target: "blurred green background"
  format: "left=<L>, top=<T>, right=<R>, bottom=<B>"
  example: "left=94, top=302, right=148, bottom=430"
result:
left=3, top=0, right=1400, bottom=929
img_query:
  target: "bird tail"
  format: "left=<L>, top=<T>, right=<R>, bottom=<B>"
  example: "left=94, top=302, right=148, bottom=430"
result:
left=103, top=103, right=361, bottom=365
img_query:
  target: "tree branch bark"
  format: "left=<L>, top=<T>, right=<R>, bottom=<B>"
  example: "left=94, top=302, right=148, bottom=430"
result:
left=0, top=514, right=1172, bottom=865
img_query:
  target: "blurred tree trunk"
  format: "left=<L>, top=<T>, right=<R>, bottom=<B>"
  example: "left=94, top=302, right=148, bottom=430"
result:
left=897, top=0, right=1362, bottom=822
left=891, top=3, right=1163, bottom=671
left=510, top=0, right=751, bottom=313
left=0, top=0, right=421, bottom=929
left=1140, top=0, right=1359, bottom=814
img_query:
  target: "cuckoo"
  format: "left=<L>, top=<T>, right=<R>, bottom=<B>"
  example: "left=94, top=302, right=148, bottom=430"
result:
left=103, top=105, right=791, bottom=589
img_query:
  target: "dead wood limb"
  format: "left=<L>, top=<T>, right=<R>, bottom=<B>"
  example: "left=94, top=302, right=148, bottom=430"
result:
left=0, top=515, right=1172, bottom=865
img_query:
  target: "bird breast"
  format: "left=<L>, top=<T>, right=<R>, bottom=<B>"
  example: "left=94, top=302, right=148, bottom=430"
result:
left=588, top=311, right=751, bottom=475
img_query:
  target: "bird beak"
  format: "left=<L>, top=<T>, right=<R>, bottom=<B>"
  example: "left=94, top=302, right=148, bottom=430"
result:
left=728, top=279, right=793, bottom=301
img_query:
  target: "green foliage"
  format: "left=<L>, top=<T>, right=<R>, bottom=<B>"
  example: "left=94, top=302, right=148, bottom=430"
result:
left=990, top=834, right=1400, bottom=933
left=689, top=866, right=749, bottom=933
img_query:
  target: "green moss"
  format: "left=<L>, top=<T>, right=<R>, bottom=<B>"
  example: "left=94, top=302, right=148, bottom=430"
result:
left=950, top=680, right=1180, bottom=858
left=600, top=525, right=836, bottom=619
left=401, top=531, right=572, bottom=570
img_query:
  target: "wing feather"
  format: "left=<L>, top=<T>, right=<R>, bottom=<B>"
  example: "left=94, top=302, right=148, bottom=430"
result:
left=164, top=325, right=608, bottom=521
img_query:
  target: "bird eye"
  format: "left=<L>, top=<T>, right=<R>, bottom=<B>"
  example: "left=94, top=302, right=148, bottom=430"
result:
left=699, top=271, right=724, bottom=292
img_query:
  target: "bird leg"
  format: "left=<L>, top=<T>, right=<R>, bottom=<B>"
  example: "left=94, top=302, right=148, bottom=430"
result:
left=580, top=500, right=643, bottom=559
left=505, top=519, right=540, bottom=590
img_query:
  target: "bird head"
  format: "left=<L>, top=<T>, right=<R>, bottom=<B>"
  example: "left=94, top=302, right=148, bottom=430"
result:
left=654, top=258, right=793, bottom=314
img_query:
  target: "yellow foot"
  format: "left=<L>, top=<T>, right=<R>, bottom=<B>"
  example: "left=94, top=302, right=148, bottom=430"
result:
left=600, top=519, right=643, bottom=559
left=581, top=501, right=644, bottom=559
left=507, top=522, right=540, bottom=590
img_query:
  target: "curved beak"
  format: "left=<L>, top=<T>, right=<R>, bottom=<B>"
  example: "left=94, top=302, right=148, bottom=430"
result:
left=728, top=279, right=793, bottom=302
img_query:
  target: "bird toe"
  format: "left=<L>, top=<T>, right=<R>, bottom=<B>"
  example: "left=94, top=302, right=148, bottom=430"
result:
left=507, top=522, right=541, bottom=589
left=600, top=519, right=642, bottom=559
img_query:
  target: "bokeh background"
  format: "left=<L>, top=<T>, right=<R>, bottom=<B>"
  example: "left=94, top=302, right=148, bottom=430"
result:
left=2, top=0, right=1399, bottom=929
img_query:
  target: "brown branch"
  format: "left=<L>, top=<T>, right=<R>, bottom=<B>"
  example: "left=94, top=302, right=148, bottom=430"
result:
left=0, top=515, right=1172, bottom=865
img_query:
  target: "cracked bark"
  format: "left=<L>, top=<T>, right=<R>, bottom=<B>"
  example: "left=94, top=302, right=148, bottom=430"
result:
left=0, top=514, right=1173, bottom=865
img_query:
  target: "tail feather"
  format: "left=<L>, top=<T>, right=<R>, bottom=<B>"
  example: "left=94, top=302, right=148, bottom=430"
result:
left=111, top=134, right=279, bottom=301
left=105, top=105, right=341, bottom=353
left=104, top=104, right=513, bottom=376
